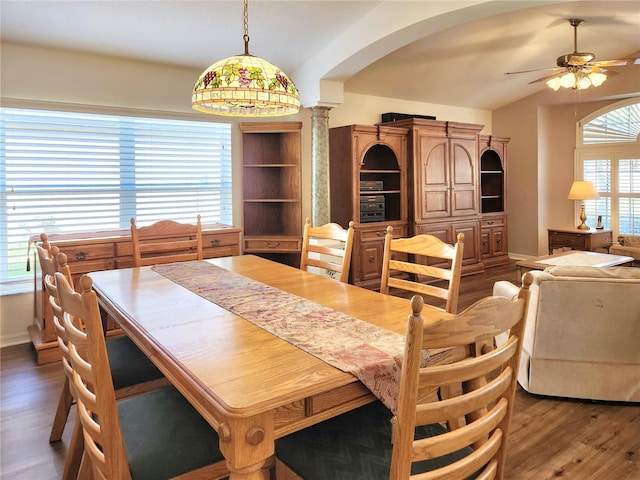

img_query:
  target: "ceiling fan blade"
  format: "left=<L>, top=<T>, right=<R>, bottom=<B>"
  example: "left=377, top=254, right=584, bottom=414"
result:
left=505, top=67, right=563, bottom=75
left=591, top=57, right=640, bottom=67
left=528, top=70, right=570, bottom=84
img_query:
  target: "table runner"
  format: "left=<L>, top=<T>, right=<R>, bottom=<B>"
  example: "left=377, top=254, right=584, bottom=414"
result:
left=152, top=261, right=421, bottom=413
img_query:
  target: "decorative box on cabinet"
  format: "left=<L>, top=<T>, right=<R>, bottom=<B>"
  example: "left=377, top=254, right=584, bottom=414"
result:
left=479, top=135, right=510, bottom=266
left=241, top=122, right=302, bottom=267
left=28, top=223, right=242, bottom=364
left=329, top=124, right=409, bottom=288
left=384, top=118, right=485, bottom=274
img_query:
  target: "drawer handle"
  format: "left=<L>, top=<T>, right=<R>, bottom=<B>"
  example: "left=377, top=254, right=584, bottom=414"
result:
left=368, top=256, right=375, bottom=263
left=482, top=240, right=488, bottom=246
left=376, top=231, right=384, bottom=237
left=496, top=239, right=501, bottom=244
left=486, top=220, right=494, bottom=225
left=211, top=239, right=221, bottom=246
left=75, top=251, right=88, bottom=261
left=266, top=242, right=281, bottom=248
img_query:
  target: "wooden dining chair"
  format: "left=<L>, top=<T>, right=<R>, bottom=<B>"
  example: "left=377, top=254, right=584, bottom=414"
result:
left=380, top=226, right=464, bottom=314
left=40, top=245, right=86, bottom=479
left=130, top=215, right=203, bottom=267
left=56, top=272, right=229, bottom=480
left=275, top=272, right=533, bottom=480
left=300, top=217, right=355, bottom=283
left=37, top=242, right=167, bottom=448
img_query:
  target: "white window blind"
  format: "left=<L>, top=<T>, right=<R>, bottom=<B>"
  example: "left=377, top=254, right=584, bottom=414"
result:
left=577, top=100, right=640, bottom=236
left=1, top=107, right=232, bottom=284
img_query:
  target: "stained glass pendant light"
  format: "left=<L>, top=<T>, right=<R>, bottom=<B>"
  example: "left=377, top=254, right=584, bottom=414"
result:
left=192, top=0, right=300, bottom=117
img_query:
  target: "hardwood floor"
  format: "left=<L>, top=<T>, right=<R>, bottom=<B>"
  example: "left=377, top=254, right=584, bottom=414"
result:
left=1, top=261, right=638, bottom=479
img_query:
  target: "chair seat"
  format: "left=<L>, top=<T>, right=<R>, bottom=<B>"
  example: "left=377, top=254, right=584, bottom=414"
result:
left=275, top=401, right=474, bottom=480
left=118, top=385, right=225, bottom=479
left=106, top=335, right=164, bottom=391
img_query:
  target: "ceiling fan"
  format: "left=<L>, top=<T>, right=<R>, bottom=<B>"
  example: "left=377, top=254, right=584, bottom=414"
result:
left=506, top=18, right=640, bottom=90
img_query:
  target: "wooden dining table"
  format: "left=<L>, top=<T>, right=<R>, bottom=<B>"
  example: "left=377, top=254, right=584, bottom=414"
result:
left=89, top=255, right=468, bottom=480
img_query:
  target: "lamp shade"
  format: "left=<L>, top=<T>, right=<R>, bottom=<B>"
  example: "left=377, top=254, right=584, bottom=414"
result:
left=192, top=54, right=300, bottom=117
left=568, top=181, right=600, bottom=200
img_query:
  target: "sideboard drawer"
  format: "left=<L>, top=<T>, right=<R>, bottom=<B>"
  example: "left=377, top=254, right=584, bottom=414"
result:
left=244, top=236, right=301, bottom=253
left=481, top=217, right=505, bottom=228
left=359, top=224, right=407, bottom=242
left=549, top=232, right=587, bottom=249
left=62, top=243, right=117, bottom=263
left=202, top=228, right=242, bottom=258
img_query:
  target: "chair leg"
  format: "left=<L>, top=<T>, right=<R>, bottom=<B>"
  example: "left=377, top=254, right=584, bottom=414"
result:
left=76, top=449, right=92, bottom=480
left=49, top=376, right=74, bottom=442
left=62, top=416, right=84, bottom=480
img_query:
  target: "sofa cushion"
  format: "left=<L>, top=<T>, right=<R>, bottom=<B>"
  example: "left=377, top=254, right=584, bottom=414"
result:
left=545, top=265, right=640, bottom=279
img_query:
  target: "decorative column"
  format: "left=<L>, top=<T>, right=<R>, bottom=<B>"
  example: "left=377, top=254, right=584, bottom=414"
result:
left=310, top=106, right=332, bottom=226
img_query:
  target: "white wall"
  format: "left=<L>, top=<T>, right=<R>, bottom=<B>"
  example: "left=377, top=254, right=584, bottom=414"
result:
left=330, top=93, right=492, bottom=131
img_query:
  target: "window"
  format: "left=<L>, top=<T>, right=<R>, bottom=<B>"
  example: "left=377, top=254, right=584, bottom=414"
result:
left=1, top=107, right=232, bottom=284
left=577, top=100, right=640, bottom=236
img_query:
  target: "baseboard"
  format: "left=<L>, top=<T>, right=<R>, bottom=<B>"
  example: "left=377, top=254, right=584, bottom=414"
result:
left=1, top=333, right=30, bottom=349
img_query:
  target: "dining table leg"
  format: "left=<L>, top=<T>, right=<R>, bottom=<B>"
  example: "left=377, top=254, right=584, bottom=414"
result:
left=219, top=412, right=274, bottom=480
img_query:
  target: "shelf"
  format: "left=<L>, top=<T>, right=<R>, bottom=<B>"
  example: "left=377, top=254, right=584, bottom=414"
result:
left=241, top=121, right=302, bottom=264
left=359, top=190, right=401, bottom=195
left=243, top=199, right=300, bottom=203
left=360, top=169, right=401, bottom=174
left=244, top=164, right=298, bottom=168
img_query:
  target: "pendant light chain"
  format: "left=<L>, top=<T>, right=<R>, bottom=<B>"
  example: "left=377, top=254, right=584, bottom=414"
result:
left=243, top=0, right=250, bottom=55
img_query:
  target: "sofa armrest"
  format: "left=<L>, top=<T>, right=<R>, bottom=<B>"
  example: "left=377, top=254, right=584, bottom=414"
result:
left=493, top=280, right=520, bottom=300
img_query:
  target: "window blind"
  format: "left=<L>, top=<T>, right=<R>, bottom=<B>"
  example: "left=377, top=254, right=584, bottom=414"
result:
left=0, top=107, right=232, bottom=284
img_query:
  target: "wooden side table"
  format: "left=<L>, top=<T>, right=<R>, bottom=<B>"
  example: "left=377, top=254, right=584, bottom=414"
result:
left=547, top=227, right=613, bottom=254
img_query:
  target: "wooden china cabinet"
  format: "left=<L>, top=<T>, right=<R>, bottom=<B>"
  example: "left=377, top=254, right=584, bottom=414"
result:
left=387, top=118, right=485, bottom=275
left=479, top=135, right=510, bottom=266
left=240, top=122, right=302, bottom=267
left=329, top=124, right=409, bottom=289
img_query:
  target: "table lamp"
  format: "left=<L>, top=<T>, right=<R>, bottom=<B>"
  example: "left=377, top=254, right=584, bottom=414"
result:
left=568, top=181, right=600, bottom=230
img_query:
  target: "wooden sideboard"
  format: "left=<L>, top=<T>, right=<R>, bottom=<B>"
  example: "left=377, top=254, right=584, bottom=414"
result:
left=547, top=227, right=613, bottom=254
left=28, top=223, right=242, bottom=364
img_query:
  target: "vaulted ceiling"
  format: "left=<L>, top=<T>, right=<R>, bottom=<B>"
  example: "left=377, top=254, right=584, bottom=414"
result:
left=1, top=0, right=639, bottom=110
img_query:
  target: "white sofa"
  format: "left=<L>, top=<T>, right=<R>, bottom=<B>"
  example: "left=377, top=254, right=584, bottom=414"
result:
left=493, top=265, right=640, bottom=402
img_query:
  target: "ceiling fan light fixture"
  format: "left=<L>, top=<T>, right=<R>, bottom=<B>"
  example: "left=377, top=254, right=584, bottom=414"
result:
left=192, top=0, right=300, bottom=117
left=589, top=71, right=607, bottom=87
left=545, top=69, right=607, bottom=91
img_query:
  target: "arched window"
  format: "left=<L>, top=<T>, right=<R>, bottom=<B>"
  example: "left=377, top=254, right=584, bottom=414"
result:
left=576, top=99, right=640, bottom=236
